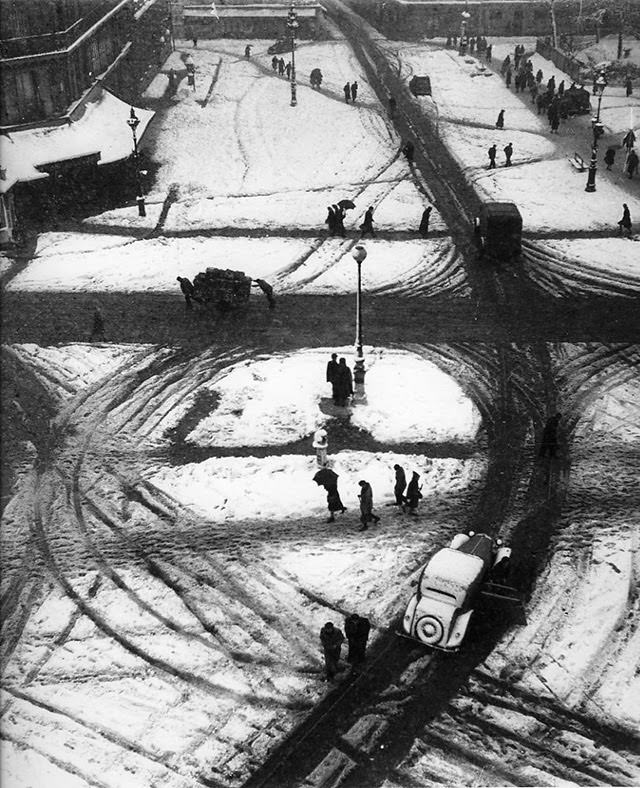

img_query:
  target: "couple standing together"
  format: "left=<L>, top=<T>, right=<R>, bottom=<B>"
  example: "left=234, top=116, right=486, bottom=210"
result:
left=326, top=353, right=353, bottom=406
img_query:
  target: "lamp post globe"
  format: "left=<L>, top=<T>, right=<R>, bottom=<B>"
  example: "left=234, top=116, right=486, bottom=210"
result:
left=352, top=244, right=367, bottom=401
left=585, top=71, right=607, bottom=193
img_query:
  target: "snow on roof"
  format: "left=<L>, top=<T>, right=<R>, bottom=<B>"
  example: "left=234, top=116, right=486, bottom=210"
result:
left=424, top=547, right=485, bottom=589
left=0, top=89, right=154, bottom=194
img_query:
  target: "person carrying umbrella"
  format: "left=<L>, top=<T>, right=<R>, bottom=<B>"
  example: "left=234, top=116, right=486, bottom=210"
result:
left=314, top=468, right=346, bottom=522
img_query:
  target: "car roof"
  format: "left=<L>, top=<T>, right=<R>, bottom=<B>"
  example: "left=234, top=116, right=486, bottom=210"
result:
left=424, top=548, right=486, bottom=587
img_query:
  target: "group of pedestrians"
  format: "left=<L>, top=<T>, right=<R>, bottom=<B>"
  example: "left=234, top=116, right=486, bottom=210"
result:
left=445, top=33, right=491, bottom=61
left=326, top=353, right=353, bottom=405
left=606, top=129, right=639, bottom=180
left=271, top=55, right=293, bottom=79
left=320, top=612, right=370, bottom=680
left=487, top=142, right=513, bottom=169
left=343, top=81, right=359, bottom=103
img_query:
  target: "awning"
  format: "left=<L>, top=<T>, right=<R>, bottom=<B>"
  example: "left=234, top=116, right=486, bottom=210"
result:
left=0, top=88, right=154, bottom=194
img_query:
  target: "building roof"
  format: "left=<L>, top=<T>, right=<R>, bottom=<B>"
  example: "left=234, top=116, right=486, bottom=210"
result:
left=185, top=4, right=320, bottom=18
left=0, top=89, right=154, bottom=194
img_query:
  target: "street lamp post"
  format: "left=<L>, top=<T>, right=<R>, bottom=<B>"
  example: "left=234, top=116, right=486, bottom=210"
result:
left=352, top=244, right=367, bottom=402
left=585, top=71, right=607, bottom=193
left=286, top=3, right=298, bottom=107
left=126, top=107, right=146, bottom=217
left=459, top=10, right=471, bottom=56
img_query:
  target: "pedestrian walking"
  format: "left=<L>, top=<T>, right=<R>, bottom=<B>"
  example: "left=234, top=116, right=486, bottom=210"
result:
left=285, top=61, right=292, bottom=79
left=359, top=205, right=375, bottom=238
left=604, top=147, right=616, bottom=170
left=326, top=352, right=339, bottom=402
left=343, top=82, right=351, bottom=103
left=404, top=471, right=422, bottom=515
left=271, top=55, right=278, bottom=71
left=469, top=36, right=475, bottom=55
left=488, top=143, right=497, bottom=169
left=618, top=203, right=632, bottom=237
left=254, top=278, right=276, bottom=309
left=500, top=55, right=511, bottom=77
left=622, top=129, right=636, bottom=151
left=176, top=276, right=196, bottom=309
left=345, top=614, right=370, bottom=667
left=90, top=306, right=105, bottom=342
left=557, top=79, right=565, bottom=97
left=505, top=68, right=512, bottom=88
left=357, top=480, right=380, bottom=531
left=514, top=72, right=521, bottom=93
left=350, top=81, right=358, bottom=102
left=312, top=427, right=329, bottom=467
left=324, top=480, right=346, bottom=522
left=334, top=357, right=353, bottom=406
left=244, top=44, right=252, bottom=59
left=539, top=413, right=561, bottom=459
left=320, top=622, right=344, bottom=680
left=547, top=75, right=556, bottom=95
left=333, top=204, right=346, bottom=238
left=530, top=81, right=538, bottom=104
left=393, top=463, right=407, bottom=506
left=550, top=113, right=560, bottom=133
left=278, top=58, right=285, bottom=76
left=503, top=142, right=513, bottom=166
left=626, top=149, right=639, bottom=179
left=536, top=68, right=543, bottom=84
left=192, top=37, right=198, bottom=47
left=626, top=76, right=633, bottom=97
left=402, top=139, right=415, bottom=162
left=419, top=205, right=432, bottom=237
left=325, top=205, right=336, bottom=236
left=485, top=43, right=492, bottom=63
left=496, top=109, right=505, bottom=129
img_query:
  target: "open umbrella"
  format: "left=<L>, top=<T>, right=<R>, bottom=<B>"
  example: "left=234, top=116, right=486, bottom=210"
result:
left=313, top=468, right=338, bottom=486
left=337, top=199, right=356, bottom=211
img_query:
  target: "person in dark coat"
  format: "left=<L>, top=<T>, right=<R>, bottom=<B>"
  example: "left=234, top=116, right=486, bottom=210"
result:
left=344, top=613, right=370, bottom=667
left=177, top=276, right=196, bottom=309
left=485, top=43, right=492, bottom=63
left=626, top=149, right=639, bottom=179
left=320, top=622, right=344, bottom=680
left=500, top=55, right=511, bottom=76
left=90, top=307, right=105, bottom=341
left=357, top=480, right=380, bottom=531
left=350, top=81, right=358, bottom=102
left=244, top=44, right=252, bottom=59
left=403, top=139, right=415, bottom=162
left=285, top=61, right=292, bottom=79
left=325, top=480, right=346, bottom=522
left=546, top=75, right=556, bottom=95
left=404, top=471, right=422, bottom=515
left=503, top=142, right=513, bottom=166
left=626, top=76, right=633, bottom=97
left=514, top=72, right=521, bottom=93
left=332, top=204, right=346, bottom=238
left=192, top=37, right=198, bottom=47
left=419, top=205, right=432, bottom=236
left=393, top=463, right=407, bottom=506
left=343, top=82, right=351, bottom=103
left=530, top=81, right=538, bottom=104
left=604, top=147, right=616, bottom=170
left=557, top=79, right=565, bottom=97
left=550, top=112, right=560, bottom=134
left=535, top=68, right=543, bottom=84
left=271, top=55, right=278, bottom=72
left=505, top=68, right=512, bottom=88
left=334, top=357, right=353, bottom=406
left=254, top=278, right=275, bottom=309
left=278, top=57, right=285, bottom=75
left=325, top=205, right=336, bottom=236
left=539, top=413, right=561, bottom=458
left=488, top=143, right=497, bottom=169
left=359, top=205, right=375, bottom=238
left=618, top=203, right=632, bottom=237
left=623, top=129, right=636, bottom=151
left=496, top=109, right=505, bottom=129
left=326, top=352, right=339, bottom=401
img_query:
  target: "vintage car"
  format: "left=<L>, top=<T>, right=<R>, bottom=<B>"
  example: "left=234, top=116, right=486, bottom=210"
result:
left=401, top=532, right=514, bottom=651
left=474, top=201, right=523, bottom=261
left=192, top=267, right=252, bottom=312
left=267, top=38, right=291, bottom=55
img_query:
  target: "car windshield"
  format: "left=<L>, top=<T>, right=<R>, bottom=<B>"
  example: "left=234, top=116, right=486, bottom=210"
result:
left=422, top=586, right=457, bottom=603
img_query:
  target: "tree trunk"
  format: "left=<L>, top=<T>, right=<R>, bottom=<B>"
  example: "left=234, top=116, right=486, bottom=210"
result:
left=617, top=28, right=623, bottom=59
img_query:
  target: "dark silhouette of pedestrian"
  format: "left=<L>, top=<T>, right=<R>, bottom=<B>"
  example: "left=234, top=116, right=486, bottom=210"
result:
left=320, top=622, right=344, bottom=680
left=503, top=142, right=513, bottom=166
left=334, top=357, right=353, bottom=406
left=558, top=79, right=565, bottom=97
left=254, top=278, right=275, bottom=309
left=350, top=81, right=358, bottom=102
left=359, top=205, right=375, bottom=238
left=419, top=205, right=432, bottom=236
left=547, top=75, right=556, bottom=95
left=192, top=37, right=198, bottom=47
left=618, top=203, right=632, bottom=237
left=345, top=613, right=370, bottom=667
left=505, top=68, right=512, bottom=88
left=550, top=113, right=560, bottom=133
left=626, top=149, right=639, bottom=179
left=388, top=95, right=397, bottom=117
left=325, top=205, right=336, bottom=236
left=604, top=147, right=615, bottom=170
left=325, top=481, right=346, bottom=522
left=536, top=68, right=543, bottom=84
left=500, top=55, right=511, bottom=76
left=496, top=109, right=505, bottom=129
left=404, top=471, right=422, bottom=515
left=177, top=276, right=195, bottom=309
left=530, top=81, right=538, bottom=104
left=244, top=44, right=252, bottom=59
left=343, top=82, right=351, bottom=103
left=358, top=480, right=380, bottom=531
left=285, top=61, right=292, bottom=79
left=446, top=35, right=452, bottom=48
left=393, top=463, right=407, bottom=506
left=488, top=143, right=497, bottom=169
left=333, top=204, right=346, bottom=238
left=539, top=413, right=561, bottom=458
left=626, top=76, right=633, bottom=97
left=623, top=129, right=636, bottom=151
left=90, top=307, right=105, bottom=342
left=485, top=43, right=492, bottom=63
left=278, top=58, right=285, bottom=76
left=402, top=139, right=415, bottom=162
left=326, top=352, right=339, bottom=402
left=271, top=55, right=278, bottom=72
